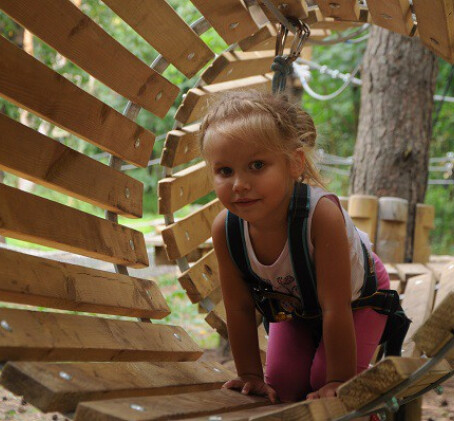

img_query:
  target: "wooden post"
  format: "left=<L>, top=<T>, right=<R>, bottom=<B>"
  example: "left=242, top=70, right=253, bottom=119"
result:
left=376, top=197, right=408, bottom=263
left=412, top=204, right=435, bottom=263
left=348, top=195, right=378, bottom=248
left=339, top=196, right=349, bottom=211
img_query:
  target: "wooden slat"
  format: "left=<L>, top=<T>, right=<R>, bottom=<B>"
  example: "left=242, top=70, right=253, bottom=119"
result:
left=435, top=262, right=454, bottom=308
left=315, top=1, right=360, bottom=21
left=0, top=113, right=142, bottom=218
left=178, top=249, right=220, bottom=303
left=0, top=0, right=178, bottom=117
left=258, top=0, right=309, bottom=21
left=175, top=74, right=273, bottom=124
left=413, top=204, right=435, bottom=263
left=0, top=248, right=169, bottom=318
left=395, top=263, right=431, bottom=283
left=337, top=357, right=452, bottom=411
left=401, top=273, right=435, bottom=357
left=0, top=36, right=154, bottom=167
left=0, top=308, right=202, bottom=362
left=0, top=183, right=149, bottom=268
left=347, top=195, right=378, bottom=248
left=425, top=262, right=449, bottom=282
left=189, top=0, right=259, bottom=45
left=390, top=280, right=402, bottom=294
left=102, top=0, right=214, bottom=78
left=366, top=0, right=413, bottom=36
left=161, top=199, right=224, bottom=260
left=414, top=292, right=454, bottom=364
left=161, top=123, right=201, bottom=168
left=74, top=388, right=270, bottom=421
left=1, top=361, right=233, bottom=413
left=158, top=161, right=211, bottom=214
left=412, top=0, right=454, bottom=63
left=384, top=263, right=400, bottom=281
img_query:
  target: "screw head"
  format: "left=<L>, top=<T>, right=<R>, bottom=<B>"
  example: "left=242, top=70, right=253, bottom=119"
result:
left=1, top=320, right=12, bottom=332
left=187, top=52, right=195, bottom=60
left=59, top=371, right=72, bottom=381
left=229, top=22, right=239, bottom=30
left=329, top=2, right=341, bottom=9
left=125, top=187, right=131, bottom=199
left=174, top=333, right=182, bottom=341
left=381, top=13, right=392, bottom=20
left=130, top=404, right=145, bottom=412
left=134, top=138, right=141, bottom=148
left=129, top=239, right=135, bottom=251
left=155, top=91, right=163, bottom=101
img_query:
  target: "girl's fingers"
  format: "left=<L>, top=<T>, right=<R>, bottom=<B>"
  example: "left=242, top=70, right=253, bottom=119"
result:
left=223, top=379, right=244, bottom=390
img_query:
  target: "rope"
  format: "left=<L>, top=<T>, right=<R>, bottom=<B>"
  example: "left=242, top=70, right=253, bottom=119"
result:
left=271, top=56, right=293, bottom=94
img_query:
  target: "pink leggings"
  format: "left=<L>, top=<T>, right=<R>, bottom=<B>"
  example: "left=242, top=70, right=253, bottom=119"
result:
left=264, top=253, right=390, bottom=402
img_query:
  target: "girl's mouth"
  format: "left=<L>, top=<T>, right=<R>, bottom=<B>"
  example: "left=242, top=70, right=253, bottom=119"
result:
left=234, top=199, right=259, bottom=207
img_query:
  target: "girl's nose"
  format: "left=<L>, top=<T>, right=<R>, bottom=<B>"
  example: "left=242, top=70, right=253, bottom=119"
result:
left=232, top=175, right=250, bottom=192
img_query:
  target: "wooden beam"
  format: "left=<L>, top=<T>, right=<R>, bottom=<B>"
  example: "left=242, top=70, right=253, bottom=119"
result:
left=178, top=249, right=220, bottom=303
left=394, top=263, right=431, bottom=283
left=161, top=123, right=201, bottom=168
left=0, top=248, right=169, bottom=318
left=0, top=0, right=179, bottom=117
left=0, top=308, right=202, bottom=362
left=190, top=0, right=259, bottom=45
left=74, top=387, right=270, bottom=421
left=314, top=1, right=360, bottom=21
left=366, top=0, right=413, bottom=36
left=102, top=0, right=214, bottom=79
left=175, top=74, right=273, bottom=124
left=1, top=361, right=233, bottom=413
left=258, top=0, right=309, bottom=21
left=0, top=113, right=143, bottom=218
left=0, top=36, right=154, bottom=167
left=158, top=161, right=211, bottom=214
left=161, top=199, right=224, bottom=261
left=0, top=184, right=148, bottom=268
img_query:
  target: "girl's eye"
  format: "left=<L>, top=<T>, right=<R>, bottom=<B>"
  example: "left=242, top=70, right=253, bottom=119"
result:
left=250, top=161, right=265, bottom=170
left=217, top=167, right=232, bottom=176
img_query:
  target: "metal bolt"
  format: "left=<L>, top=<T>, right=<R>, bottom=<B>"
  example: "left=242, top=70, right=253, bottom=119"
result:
left=129, top=239, right=135, bottom=250
left=381, top=13, right=392, bottom=20
left=329, top=2, right=341, bottom=9
left=174, top=333, right=182, bottom=341
left=134, top=138, right=141, bottom=148
left=1, top=320, right=12, bottom=332
left=185, top=231, right=190, bottom=240
left=125, top=187, right=130, bottom=199
left=59, top=371, right=72, bottom=381
left=278, top=3, right=288, bottom=10
left=187, top=52, right=195, bottom=60
left=155, top=91, right=163, bottom=101
left=229, top=22, right=239, bottom=30
left=226, top=68, right=233, bottom=76
left=184, top=145, right=189, bottom=154
left=202, top=273, right=209, bottom=282
left=130, top=404, right=145, bottom=412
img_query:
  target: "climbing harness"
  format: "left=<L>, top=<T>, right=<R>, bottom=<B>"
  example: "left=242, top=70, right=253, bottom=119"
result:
left=226, top=182, right=411, bottom=356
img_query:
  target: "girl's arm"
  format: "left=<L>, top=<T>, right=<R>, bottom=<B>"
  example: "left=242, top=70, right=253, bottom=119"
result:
left=211, top=209, right=277, bottom=402
left=308, top=197, right=357, bottom=398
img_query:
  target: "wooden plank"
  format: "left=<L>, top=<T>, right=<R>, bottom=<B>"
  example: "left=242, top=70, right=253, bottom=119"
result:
left=206, top=300, right=229, bottom=339
left=1, top=361, right=233, bottom=413
left=401, top=273, right=435, bottom=357
left=161, top=199, right=224, bottom=260
left=178, top=249, right=220, bottom=303
left=366, top=0, right=413, bottom=36
left=190, top=0, right=260, bottom=45
left=0, top=184, right=149, bottom=268
left=0, top=113, right=143, bottom=218
left=395, top=263, right=431, bottom=283
left=0, top=0, right=178, bottom=117
left=158, top=161, right=211, bottom=214
left=413, top=204, right=435, bottom=263
left=315, top=1, right=360, bottom=21
left=0, top=308, right=202, bottom=362
left=0, top=36, right=154, bottom=167
left=435, top=262, right=454, bottom=308
left=258, top=0, right=309, bottom=20
left=384, top=263, right=400, bottom=281
left=425, top=262, right=450, bottom=282
left=337, top=357, right=452, bottom=411
left=412, top=0, right=454, bottom=63
left=75, top=389, right=269, bottom=421
left=390, top=280, right=402, bottom=294
left=175, top=74, right=273, bottom=124
left=161, top=123, right=201, bottom=168
left=347, top=195, right=378, bottom=248
left=0, top=248, right=169, bottom=319
left=102, top=0, right=214, bottom=78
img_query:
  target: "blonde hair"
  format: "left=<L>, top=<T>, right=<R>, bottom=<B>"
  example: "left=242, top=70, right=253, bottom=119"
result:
left=199, top=90, right=325, bottom=188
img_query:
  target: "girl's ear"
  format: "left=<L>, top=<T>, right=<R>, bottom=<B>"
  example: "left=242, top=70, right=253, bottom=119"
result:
left=290, top=148, right=306, bottom=180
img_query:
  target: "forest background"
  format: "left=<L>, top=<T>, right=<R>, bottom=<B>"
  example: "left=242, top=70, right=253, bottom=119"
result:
left=0, top=1, right=453, bottom=254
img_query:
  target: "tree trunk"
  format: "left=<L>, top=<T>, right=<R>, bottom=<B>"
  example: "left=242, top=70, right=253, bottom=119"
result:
left=350, top=26, right=438, bottom=261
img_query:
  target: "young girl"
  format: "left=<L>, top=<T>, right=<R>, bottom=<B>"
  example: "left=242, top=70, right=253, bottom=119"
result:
left=199, top=90, right=391, bottom=403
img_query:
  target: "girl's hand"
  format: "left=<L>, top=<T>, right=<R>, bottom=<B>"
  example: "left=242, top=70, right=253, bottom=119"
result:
left=222, top=375, right=278, bottom=403
left=306, top=381, right=343, bottom=400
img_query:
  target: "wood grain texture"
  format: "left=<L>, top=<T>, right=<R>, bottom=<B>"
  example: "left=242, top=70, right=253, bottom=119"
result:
left=158, top=161, right=211, bottom=214
left=366, top=0, right=413, bottom=36
left=0, top=184, right=149, bottom=268
left=178, top=249, right=219, bottom=303
left=161, top=199, right=224, bottom=260
left=315, top=0, right=360, bottom=21
left=161, top=123, right=201, bottom=168
left=1, top=361, right=233, bottom=413
left=175, top=74, right=272, bottom=124
left=0, top=36, right=154, bottom=167
left=190, top=0, right=259, bottom=45
left=0, top=308, right=202, bottom=362
left=0, top=0, right=178, bottom=116
left=102, top=0, right=214, bottom=78
left=74, top=388, right=270, bottom=421
left=0, top=248, right=169, bottom=318
left=0, top=113, right=142, bottom=218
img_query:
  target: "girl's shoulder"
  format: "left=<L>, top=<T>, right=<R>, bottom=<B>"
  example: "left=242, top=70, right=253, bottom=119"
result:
left=212, top=208, right=228, bottom=242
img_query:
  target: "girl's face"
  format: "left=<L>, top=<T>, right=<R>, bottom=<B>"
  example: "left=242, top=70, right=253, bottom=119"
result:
left=204, top=133, right=303, bottom=227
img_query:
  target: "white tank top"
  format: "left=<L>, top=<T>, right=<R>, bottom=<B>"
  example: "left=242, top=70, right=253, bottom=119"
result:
left=243, top=185, right=372, bottom=302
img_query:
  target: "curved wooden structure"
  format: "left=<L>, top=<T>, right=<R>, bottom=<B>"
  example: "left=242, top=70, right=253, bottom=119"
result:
left=0, top=1, right=453, bottom=420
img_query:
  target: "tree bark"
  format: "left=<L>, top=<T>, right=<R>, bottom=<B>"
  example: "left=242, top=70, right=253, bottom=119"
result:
left=350, top=26, right=438, bottom=261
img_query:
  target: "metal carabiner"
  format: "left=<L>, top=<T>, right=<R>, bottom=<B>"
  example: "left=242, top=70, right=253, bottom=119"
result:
left=287, top=20, right=311, bottom=63
left=275, top=23, right=289, bottom=57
